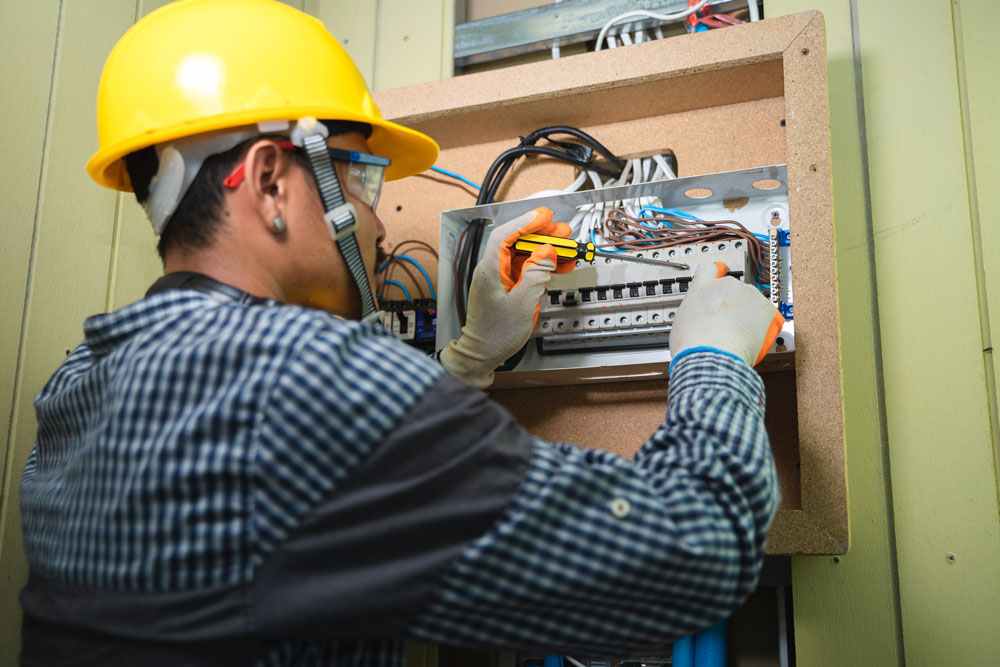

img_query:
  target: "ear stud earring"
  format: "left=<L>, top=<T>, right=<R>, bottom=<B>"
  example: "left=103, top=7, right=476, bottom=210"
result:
left=273, top=216, right=285, bottom=232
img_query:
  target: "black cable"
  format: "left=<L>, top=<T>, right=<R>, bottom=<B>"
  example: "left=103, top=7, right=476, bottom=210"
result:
left=522, top=126, right=625, bottom=169
left=455, top=126, right=626, bottom=334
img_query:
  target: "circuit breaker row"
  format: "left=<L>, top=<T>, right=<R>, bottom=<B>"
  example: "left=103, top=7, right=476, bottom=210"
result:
left=534, top=247, right=749, bottom=355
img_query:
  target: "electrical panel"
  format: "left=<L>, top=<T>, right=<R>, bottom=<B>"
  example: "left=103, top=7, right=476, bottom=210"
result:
left=437, top=165, right=794, bottom=388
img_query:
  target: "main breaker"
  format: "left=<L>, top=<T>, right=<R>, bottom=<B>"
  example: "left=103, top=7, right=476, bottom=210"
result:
left=437, top=166, right=794, bottom=388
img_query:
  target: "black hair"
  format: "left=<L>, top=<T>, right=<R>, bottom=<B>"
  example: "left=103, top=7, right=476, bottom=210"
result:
left=125, top=120, right=373, bottom=262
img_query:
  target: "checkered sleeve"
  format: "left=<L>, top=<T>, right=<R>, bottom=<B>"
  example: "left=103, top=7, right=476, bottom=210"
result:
left=406, top=350, right=779, bottom=653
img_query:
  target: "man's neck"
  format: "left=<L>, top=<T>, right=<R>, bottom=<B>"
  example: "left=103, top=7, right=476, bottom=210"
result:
left=164, top=251, right=285, bottom=303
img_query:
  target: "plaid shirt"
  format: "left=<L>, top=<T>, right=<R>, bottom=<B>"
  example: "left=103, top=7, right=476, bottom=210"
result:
left=20, top=284, right=778, bottom=666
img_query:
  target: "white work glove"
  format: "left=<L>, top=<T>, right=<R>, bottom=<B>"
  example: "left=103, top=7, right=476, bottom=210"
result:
left=669, top=262, right=785, bottom=371
left=440, top=207, right=574, bottom=388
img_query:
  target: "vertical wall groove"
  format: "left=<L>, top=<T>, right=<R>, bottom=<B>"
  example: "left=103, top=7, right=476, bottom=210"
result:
left=951, top=0, right=1000, bottom=513
left=0, top=0, right=65, bottom=533
left=849, top=0, right=905, bottom=662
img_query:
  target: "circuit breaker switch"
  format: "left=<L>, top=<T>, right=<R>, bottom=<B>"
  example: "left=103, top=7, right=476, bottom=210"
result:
left=676, top=277, right=692, bottom=293
left=547, top=290, right=562, bottom=305
left=659, top=278, right=675, bottom=294
left=611, top=284, right=626, bottom=299
left=643, top=280, right=658, bottom=296
left=627, top=282, right=642, bottom=298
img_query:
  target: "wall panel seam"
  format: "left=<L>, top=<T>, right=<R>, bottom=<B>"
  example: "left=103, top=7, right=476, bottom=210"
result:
left=951, top=0, right=1000, bottom=512
left=0, top=0, right=65, bottom=552
left=373, top=0, right=383, bottom=90
left=849, top=0, right=905, bottom=663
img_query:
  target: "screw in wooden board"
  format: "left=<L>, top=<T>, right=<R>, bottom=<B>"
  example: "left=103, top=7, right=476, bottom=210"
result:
left=832, top=556, right=841, bottom=564
left=809, top=164, right=818, bottom=172
left=780, top=119, right=786, bottom=127
left=801, top=47, right=810, bottom=55
left=396, top=205, right=402, bottom=212
left=65, top=349, right=72, bottom=356
left=946, top=553, right=956, bottom=564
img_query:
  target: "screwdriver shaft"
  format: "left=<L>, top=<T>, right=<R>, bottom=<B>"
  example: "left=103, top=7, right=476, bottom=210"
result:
left=593, top=250, right=689, bottom=270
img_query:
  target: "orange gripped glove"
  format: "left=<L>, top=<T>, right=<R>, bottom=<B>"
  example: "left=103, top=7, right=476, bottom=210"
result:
left=440, top=207, right=573, bottom=388
left=669, top=262, right=785, bottom=372
left=498, top=206, right=574, bottom=293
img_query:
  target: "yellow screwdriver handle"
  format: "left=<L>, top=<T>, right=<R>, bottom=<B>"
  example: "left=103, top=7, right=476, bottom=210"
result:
left=514, top=233, right=595, bottom=262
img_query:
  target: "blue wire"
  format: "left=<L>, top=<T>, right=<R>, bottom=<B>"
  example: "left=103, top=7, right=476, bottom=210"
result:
left=430, top=165, right=481, bottom=190
left=591, top=228, right=627, bottom=253
left=639, top=206, right=704, bottom=221
left=382, top=280, right=411, bottom=301
left=393, top=254, right=436, bottom=300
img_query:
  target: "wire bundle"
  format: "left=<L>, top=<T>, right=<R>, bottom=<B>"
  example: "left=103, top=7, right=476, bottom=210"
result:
left=454, top=126, right=626, bottom=326
left=376, top=239, right=438, bottom=303
left=564, top=153, right=677, bottom=245
left=600, top=207, right=771, bottom=286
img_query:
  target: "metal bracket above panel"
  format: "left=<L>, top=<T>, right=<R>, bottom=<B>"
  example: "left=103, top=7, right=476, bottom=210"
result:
left=455, top=0, right=758, bottom=66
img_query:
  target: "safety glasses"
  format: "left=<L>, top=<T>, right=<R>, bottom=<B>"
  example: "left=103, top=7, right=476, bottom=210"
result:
left=222, top=140, right=390, bottom=212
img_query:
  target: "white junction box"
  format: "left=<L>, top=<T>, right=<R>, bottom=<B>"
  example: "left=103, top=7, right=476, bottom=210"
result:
left=437, top=166, right=794, bottom=388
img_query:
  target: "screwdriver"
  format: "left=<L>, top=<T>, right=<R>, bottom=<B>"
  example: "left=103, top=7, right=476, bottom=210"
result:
left=514, top=233, right=690, bottom=270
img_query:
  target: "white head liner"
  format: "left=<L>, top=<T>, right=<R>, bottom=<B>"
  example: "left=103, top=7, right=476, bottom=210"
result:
left=142, top=119, right=291, bottom=234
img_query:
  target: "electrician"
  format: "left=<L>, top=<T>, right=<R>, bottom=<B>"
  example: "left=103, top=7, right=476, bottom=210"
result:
left=18, top=0, right=782, bottom=664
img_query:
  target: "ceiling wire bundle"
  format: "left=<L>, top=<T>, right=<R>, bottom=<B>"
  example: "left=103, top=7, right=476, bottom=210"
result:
left=453, top=126, right=626, bottom=327
left=593, top=0, right=760, bottom=52
left=600, top=207, right=772, bottom=288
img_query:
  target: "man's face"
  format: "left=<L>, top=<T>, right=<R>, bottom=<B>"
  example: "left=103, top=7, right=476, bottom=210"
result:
left=282, top=131, right=388, bottom=318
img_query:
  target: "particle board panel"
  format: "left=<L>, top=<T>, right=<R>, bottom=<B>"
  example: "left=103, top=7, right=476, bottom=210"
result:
left=376, top=11, right=844, bottom=554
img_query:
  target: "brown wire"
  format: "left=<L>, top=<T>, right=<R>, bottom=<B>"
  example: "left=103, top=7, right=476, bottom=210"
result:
left=376, top=239, right=442, bottom=302
left=599, top=208, right=771, bottom=285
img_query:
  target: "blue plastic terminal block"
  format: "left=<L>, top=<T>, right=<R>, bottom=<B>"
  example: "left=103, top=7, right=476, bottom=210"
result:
left=779, top=302, right=794, bottom=320
left=777, top=229, right=791, bottom=246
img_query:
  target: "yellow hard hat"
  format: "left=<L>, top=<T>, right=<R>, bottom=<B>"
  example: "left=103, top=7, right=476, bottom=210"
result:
left=86, top=0, right=438, bottom=191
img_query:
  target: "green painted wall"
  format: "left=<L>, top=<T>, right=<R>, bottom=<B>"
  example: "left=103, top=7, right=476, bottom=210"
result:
left=3, top=1, right=998, bottom=665
left=767, top=0, right=1000, bottom=664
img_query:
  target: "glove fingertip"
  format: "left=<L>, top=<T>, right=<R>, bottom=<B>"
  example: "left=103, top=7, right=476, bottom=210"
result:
left=753, top=309, right=786, bottom=366
left=530, top=206, right=554, bottom=225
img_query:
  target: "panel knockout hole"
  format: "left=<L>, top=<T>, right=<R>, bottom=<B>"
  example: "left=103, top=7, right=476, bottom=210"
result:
left=684, top=187, right=713, bottom=199
left=752, top=179, right=783, bottom=191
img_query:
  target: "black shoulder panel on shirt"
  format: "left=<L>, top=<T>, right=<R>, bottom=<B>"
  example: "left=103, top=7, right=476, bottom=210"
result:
left=252, top=371, right=534, bottom=639
left=19, top=374, right=532, bottom=657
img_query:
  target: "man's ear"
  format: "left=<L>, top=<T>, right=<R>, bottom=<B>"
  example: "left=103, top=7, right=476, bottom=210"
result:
left=241, top=139, right=292, bottom=224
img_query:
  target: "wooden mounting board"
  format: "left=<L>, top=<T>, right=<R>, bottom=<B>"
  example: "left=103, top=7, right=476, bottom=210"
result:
left=375, top=11, right=844, bottom=555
